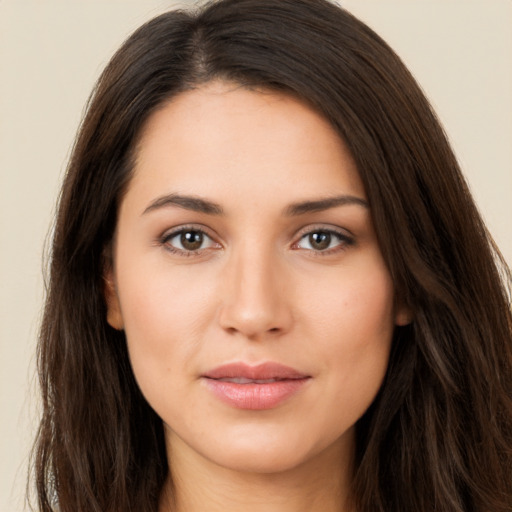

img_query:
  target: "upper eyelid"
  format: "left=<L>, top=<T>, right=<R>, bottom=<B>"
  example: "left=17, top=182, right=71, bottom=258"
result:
left=293, top=224, right=354, bottom=239
left=160, top=224, right=217, bottom=240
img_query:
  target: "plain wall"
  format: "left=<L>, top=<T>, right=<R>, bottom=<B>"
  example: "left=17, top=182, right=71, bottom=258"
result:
left=1, top=1, right=510, bottom=510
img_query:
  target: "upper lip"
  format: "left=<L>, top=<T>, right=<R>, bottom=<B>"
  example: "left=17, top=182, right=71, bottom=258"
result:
left=202, top=362, right=309, bottom=381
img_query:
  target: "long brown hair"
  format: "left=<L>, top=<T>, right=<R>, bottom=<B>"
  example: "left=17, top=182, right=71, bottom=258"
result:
left=32, top=0, right=512, bottom=510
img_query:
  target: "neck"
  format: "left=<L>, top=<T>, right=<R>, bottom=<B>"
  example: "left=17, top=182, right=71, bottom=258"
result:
left=159, top=432, right=355, bottom=512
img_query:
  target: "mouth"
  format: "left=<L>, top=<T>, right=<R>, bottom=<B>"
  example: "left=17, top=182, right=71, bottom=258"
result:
left=214, top=377, right=293, bottom=384
left=201, top=362, right=311, bottom=410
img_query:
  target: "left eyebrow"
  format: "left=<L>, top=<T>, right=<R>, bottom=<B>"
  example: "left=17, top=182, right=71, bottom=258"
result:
left=284, top=195, right=369, bottom=216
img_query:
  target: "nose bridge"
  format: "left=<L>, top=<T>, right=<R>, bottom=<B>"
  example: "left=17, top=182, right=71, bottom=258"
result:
left=219, top=240, right=291, bottom=338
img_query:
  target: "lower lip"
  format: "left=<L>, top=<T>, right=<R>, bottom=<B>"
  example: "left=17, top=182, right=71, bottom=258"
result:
left=203, top=378, right=310, bottom=410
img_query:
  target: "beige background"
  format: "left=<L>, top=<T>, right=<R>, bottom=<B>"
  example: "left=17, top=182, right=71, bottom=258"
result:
left=1, top=1, right=510, bottom=510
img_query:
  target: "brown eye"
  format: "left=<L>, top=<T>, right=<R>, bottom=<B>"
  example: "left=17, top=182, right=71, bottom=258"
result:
left=295, top=229, right=353, bottom=253
left=180, top=231, right=204, bottom=251
left=308, top=232, right=331, bottom=251
left=162, top=228, right=217, bottom=254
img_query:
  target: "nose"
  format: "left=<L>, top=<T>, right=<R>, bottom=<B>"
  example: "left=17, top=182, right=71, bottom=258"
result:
left=218, top=245, right=293, bottom=340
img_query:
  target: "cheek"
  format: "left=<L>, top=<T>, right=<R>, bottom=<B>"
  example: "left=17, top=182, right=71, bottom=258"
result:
left=305, top=261, right=395, bottom=334
left=115, top=258, right=218, bottom=389
left=302, top=262, right=395, bottom=406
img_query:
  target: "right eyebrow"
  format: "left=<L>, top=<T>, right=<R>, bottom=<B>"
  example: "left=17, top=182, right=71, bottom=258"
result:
left=142, top=193, right=224, bottom=216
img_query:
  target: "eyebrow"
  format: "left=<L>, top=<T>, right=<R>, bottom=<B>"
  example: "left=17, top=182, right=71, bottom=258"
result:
left=284, top=195, right=369, bottom=216
left=142, top=193, right=224, bottom=216
left=142, top=193, right=368, bottom=217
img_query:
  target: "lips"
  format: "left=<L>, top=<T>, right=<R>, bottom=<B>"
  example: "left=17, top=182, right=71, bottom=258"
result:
left=216, top=377, right=283, bottom=384
left=201, top=362, right=311, bottom=410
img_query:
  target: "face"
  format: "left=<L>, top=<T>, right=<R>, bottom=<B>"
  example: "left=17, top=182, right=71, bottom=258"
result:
left=105, top=81, right=409, bottom=476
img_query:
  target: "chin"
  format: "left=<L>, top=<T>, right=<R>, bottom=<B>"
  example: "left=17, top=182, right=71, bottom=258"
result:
left=176, top=422, right=349, bottom=476
left=212, top=445, right=308, bottom=474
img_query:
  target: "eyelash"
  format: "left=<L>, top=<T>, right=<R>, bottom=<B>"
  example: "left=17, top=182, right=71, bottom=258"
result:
left=159, top=225, right=219, bottom=257
left=158, top=225, right=354, bottom=257
left=292, top=226, right=355, bottom=255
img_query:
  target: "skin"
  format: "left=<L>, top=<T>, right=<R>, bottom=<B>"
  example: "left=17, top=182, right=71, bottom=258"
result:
left=105, top=81, right=410, bottom=512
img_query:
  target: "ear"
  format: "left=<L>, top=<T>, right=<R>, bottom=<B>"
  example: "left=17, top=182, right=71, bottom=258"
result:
left=394, top=303, right=413, bottom=327
left=103, top=268, right=124, bottom=330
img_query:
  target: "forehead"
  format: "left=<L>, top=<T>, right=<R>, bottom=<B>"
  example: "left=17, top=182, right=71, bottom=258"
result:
left=128, top=80, right=365, bottom=209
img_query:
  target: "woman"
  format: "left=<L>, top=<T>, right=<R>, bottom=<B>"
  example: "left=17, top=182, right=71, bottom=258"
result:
left=32, top=0, right=512, bottom=511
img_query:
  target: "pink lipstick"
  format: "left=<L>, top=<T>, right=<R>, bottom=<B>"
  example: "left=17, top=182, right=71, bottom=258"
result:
left=202, top=362, right=310, bottom=410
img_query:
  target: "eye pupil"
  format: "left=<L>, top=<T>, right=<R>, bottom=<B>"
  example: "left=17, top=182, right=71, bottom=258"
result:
left=181, top=231, right=203, bottom=251
left=309, top=232, right=331, bottom=250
